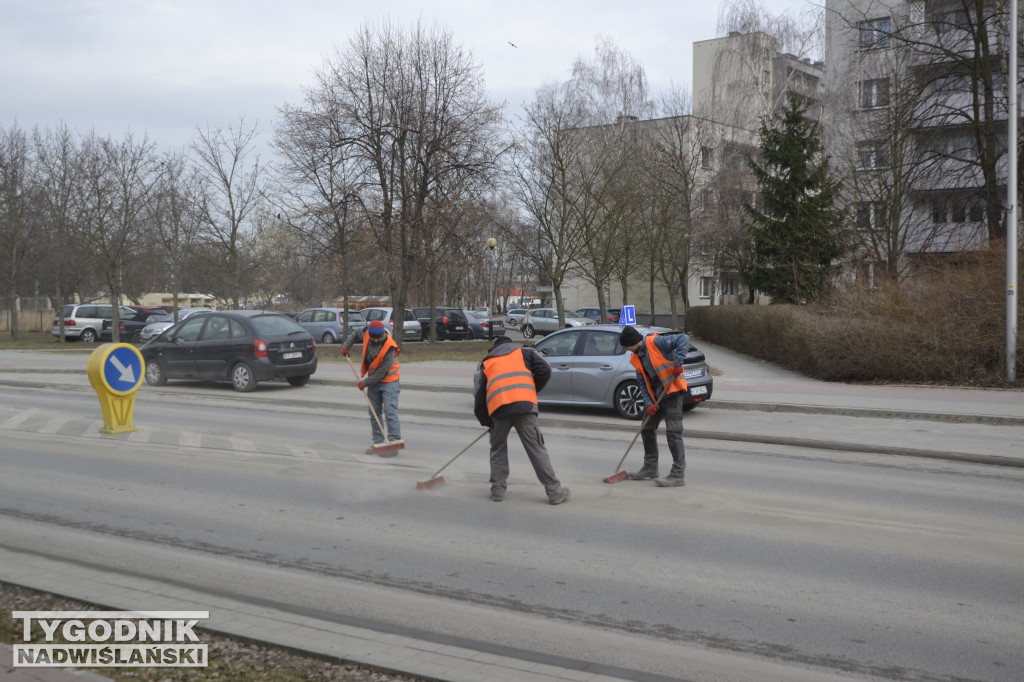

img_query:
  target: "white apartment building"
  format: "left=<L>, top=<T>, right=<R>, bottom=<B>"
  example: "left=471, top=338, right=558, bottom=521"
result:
left=824, top=0, right=1015, bottom=284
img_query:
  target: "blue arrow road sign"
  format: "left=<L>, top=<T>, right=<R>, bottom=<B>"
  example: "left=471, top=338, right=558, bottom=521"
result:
left=620, top=305, right=636, bottom=325
left=103, top=345, right=143, bottom=393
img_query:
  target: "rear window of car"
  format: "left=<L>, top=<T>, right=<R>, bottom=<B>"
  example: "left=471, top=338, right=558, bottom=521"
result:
left=252, top=315, right=307, bottom=336
left=363, top=309, right=388, bottom=322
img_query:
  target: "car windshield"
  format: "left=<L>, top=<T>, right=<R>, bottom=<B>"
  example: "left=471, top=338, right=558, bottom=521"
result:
left=564, top=310, right=584, bottom=319
left=252, top=315, right=307, bottom=336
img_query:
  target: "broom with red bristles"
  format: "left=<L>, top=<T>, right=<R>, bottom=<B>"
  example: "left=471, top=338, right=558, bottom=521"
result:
left=416, top=428, right=490, bottom=490
left=603, top=377, right=671, bottom=484
left=344, top=353, right=404, bottom=456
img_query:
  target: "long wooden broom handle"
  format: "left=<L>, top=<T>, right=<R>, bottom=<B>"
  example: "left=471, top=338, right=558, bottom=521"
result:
left=345, top=353, right=390, bottom=437
left=611, top=374, right=673, bottom=473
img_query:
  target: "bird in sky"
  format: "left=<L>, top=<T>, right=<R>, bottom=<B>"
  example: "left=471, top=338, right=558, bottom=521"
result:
left=508, top=41, right=518, bottom=48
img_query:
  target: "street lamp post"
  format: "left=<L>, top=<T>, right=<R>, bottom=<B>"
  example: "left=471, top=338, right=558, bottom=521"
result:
left=486, top=237, right=497, bottom=340
left=1008, top=0, right=1019, bottom=381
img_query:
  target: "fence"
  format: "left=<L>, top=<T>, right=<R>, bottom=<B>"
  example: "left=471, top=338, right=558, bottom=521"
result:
left=0, top=309, right=55, bottom=333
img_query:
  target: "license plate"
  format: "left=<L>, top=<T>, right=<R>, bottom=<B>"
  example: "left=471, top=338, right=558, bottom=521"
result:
left=455, top=326, right=466, bottom=331
left=282, top=351, right=302, bottom=360
left=684, top=368, right=702, bottom=378
left=690, top=385, right=708, bottom=396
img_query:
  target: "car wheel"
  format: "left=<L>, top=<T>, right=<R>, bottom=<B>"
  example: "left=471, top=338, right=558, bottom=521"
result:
left=614, top=380, right=645, bottom=420
left=522, top=325, right=535, bottom=339
left=287, top=375, right=310, bottom=387
left=231, top=362, right=257, bottom=392
left=144, top=358, right=167, bottom=386
left=321, top=332, right=334, bottom=344
left=132, top=331, right=142, bottom=344
left=80, top=328, right=97, bottom=344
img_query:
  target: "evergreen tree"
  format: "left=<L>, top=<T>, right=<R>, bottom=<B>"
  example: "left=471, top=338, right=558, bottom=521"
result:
left=742, top=94, right=848, bottom=304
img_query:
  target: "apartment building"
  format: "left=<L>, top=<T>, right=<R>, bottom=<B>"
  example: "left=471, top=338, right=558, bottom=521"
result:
left=824, top=0, right=1014, bottom=284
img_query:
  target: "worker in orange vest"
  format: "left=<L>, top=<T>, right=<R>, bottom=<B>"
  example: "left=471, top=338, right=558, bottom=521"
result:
left=341, top=320, right=402, bottom=450
left=618, top=325, right=690, bottom=487
left=473, top=336, right=571, bottom=505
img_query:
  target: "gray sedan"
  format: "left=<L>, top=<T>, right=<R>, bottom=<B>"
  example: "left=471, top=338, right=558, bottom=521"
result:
left=532, top=325, right=713, bottom=419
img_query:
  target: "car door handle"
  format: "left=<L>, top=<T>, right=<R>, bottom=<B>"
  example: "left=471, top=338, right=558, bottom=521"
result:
left=554, top=363, right=571, bottom=370
left=599, top=365, right=614, bottom=370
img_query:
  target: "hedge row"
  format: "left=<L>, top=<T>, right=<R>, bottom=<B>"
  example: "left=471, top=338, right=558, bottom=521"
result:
left=687, top=249, right=1022, bottom=386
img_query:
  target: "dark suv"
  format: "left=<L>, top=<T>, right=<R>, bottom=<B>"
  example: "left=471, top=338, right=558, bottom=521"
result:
left=411, top=306, right=472, bottom=340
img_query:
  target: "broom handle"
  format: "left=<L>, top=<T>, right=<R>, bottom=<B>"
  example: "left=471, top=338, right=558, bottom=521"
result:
left=429, top=428, right=490, bottom=478
left=611, top=375, right=672, bottom=473
left=345, top=353, right=390, bottom=438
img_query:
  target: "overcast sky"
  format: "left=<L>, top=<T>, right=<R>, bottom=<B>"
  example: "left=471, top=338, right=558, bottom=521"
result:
left=1, top=0, right=816, bottom=153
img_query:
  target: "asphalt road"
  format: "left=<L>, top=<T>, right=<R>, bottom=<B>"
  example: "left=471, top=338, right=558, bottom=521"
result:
left=1, top=379, right=1022, bottom=682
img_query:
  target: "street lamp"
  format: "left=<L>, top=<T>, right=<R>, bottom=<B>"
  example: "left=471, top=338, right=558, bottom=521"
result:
left=486, top=237, right=497, bottom=340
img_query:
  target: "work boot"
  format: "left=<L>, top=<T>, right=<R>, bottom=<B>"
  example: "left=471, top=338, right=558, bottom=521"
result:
left=654, top=476, right=685, bottom=487
left=490, top=489, right=505, bottom=502
left=548, top=488, right=571, bottom=505
left=627, top=468, right=658, bottom=480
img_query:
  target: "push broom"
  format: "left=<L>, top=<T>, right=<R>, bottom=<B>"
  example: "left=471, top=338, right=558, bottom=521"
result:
left=416, top=428, right=490, bottom=490
left=344, top=353, right=404, bottom=456
left=603, top=378, right=671, bottom=484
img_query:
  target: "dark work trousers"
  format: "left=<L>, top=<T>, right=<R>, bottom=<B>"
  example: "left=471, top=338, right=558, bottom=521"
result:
left=489, top=412, right=563, bottom=500
left=640, top=392, right=686, bottom=477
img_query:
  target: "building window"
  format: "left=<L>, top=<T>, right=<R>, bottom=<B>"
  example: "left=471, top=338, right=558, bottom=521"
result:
left=859, top=79, right=890, bottom=109
left=700, top=147, right=712, bottom=169
left=857, top=144, right=890, bottom=170
left=935, top=9, right=969, bottom=34
left=859, top=17, right=892, bottom=49
left=699, top=277, right=712, bottom=299
left=855, top=202, right=887, bottom=230
left=929, top=195, right=984, bottom=224
left=721, top=276, right=739, bottom=296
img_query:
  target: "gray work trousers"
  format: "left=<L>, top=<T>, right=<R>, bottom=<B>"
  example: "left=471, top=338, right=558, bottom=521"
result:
left=489, top=412, right=562, bottom=500
left=640, top=392, right=686, bottom=477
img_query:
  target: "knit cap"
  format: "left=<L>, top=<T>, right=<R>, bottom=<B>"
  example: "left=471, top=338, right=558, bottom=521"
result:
left=367, top=320, right=387, bottom=337
left=618, top=325, right=643, bottom=347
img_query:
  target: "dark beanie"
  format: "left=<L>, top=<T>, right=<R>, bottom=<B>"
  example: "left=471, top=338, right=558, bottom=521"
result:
left=367, top=320, right=387, bottom=337
left=619, top=325, right=642, bottom=347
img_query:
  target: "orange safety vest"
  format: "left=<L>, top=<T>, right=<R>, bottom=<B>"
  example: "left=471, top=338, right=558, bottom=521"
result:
left=361, top=330, right=400, bottom=383
left=630, top=334, right=687, bottom=400
left=483, top=350, right=537, bottom=415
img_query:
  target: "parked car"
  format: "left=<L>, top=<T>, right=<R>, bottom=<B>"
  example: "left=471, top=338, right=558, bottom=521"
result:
left=103, top=308, right=164, bottom=343
left=576, top=307, right=621, bottom=324
left=125, top=305, right=174, bottom=316
left=360, top=307, right=424, bottom=342
left=52, top=304, right=135, bottom=343
left=137, top=308, right=212, bottom=343
left=294, top=307, right=365, bottom=344
left=505, top=308, right=528, bottom=327
left=141, top=310, right=318, bottom=392
left=531, top=325, right=713, bottom=419
left=464, top=309, right=505, bottom=339
left=411, top=307, right=472, bottom=340
left=520, top=308, right=595, bottom=339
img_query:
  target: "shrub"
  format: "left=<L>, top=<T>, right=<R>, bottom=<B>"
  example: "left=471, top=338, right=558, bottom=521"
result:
left=688, top=246, right=1022, bottom=385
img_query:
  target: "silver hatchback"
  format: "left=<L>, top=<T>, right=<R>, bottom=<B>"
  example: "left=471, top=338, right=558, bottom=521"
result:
left=532, top=325, right=713, bottom=419
left=520, top=308, right=595, bottom=338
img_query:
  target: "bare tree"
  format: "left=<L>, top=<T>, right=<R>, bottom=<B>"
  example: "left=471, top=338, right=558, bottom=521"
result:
left=32, top=124, right=84, bottom=340
left=0, top=123, right=41, bottom=339
left=567, top=38, right=654, bottom=323
left=148, top=150, right=204, bottom=318
left=77, top=131, right=158, bottom=341
left=305, top=19, right=504, bottom=341
left=191, top=118, right=266, bottom=308
left=508, top=81, right=592, bottom=321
